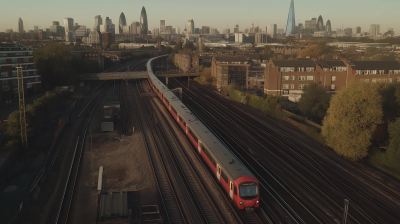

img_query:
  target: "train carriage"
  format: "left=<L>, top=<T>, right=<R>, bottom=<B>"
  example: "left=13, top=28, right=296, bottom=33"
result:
left=147, top=56, right=259, bottom=211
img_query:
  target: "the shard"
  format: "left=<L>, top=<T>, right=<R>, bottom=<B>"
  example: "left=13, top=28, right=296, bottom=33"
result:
left=140, top=6, right=148, bottom=35
left=285, top=0, right=296, bottom=35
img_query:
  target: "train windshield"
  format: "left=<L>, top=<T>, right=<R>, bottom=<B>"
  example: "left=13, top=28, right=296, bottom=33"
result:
left=239, top=181, right=258, bottom=200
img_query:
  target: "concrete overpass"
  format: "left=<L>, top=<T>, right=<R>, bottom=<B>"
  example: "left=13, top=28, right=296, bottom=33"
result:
left=77, top=71, right=201, bottom=80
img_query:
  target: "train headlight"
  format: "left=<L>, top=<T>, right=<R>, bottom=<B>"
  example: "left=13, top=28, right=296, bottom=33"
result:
left=255, top=200, right=259, bottom=205
left=240, top=201, right=244, bottom=205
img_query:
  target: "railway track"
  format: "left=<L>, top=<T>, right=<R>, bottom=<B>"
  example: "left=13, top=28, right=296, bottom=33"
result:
left=171, top=78, right=400, bottom=224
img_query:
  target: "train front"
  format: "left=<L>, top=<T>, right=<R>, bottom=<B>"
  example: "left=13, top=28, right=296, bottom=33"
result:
left=236, top=176, right=260, bottom=211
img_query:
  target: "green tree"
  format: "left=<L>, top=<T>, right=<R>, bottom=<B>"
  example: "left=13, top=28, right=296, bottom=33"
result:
left=183, top=40, right=195, bottom=51
left=264, top=45, right=274, bottom=54
left=299, top=45, right=323, bottom=58
left=366, top=47, right=378, bottom=53
left=164, top=46, right=173, bottom=54
left=261, top=95, right=280, bottom=115
left=110, top=44, right=119, bottom=50
left=384, top=118, right=400, bottom=171
left=322, top=82, right=383, bottom=161
left=379, top=83, right=400, bottom=123
left=345, top=46, right=357, bottom=58
left=298, top=82, right=331, bottom=120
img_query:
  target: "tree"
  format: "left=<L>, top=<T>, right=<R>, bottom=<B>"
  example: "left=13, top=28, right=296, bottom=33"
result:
left=366, top=47, right=378, bottom=53
left=298, top=45, right=323, bottom=58
left=110, top=44, right=119, bottom=50
left=264, top=45, right=274, bottom=54
left=298, top=82, right=330, bottom=120
left=183, top=40, right=195, bottom=51
left=276, top=54, right=285, bottom=60
left=174, top=41, right=183, bottom=51
left=345, top=46, right=357, bottom=58
left=384, top=118, right=400, bottom=170
left=379, top=83, right=400, bottom=123
left=322, top=82, right=383, bottom=161
left=164, top=46, right=173, bottom=54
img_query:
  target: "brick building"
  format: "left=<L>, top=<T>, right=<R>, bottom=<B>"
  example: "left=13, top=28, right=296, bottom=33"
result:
left=174, top=53, right=199, bottom=72
left=101, top=32, right=115, bottom=45
left=264, top=58, right=400, bottom=100
left=211, top=56, right=250, bottom=89
left=0, top=44, right=41, bottom=101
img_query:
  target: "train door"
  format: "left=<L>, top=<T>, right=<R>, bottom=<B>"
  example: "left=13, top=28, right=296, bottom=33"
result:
left=216, top=165, right=221, bottom=181
left=229, top=181, right=233, bottom=199
left=197, top=140, right=202, bottom=153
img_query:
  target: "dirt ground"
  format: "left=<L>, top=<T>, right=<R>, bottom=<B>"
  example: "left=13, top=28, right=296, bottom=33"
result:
left=68, top=88, right=160, bottom=224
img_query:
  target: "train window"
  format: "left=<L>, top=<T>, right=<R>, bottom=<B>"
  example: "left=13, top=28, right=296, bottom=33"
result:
left=202, top=144, right=217, bottom=167
left=234, top=186, right=237, bottom=195
left=188, top=128, right=198, bottom=143
left=171, top=106, right=177, bottom=115
left=163, top=97, right=170, bottom=105
left=220, top=169, right=229, bottom=184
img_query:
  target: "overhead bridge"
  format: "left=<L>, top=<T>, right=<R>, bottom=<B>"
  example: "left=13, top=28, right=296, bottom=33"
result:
left=77, top=71, right=201, bottom=80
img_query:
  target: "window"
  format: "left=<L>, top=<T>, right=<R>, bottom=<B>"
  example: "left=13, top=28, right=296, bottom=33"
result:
left=282, top=76, right=290, bottom=81
left=323, top=68, right=329, bottom=72
left=320, top=76, right=323, bottom=81
left=234, top=186, right=237, bottom=195
left=171, top=106, right=177, bottom=115
left=379, top=70, right=385, bottom=74
left=0, top=58, right=6, bottom=64
left=290, top=84, right=294, bottom=89
left=281, top=84, right=289, bottom=89
left=307, top=76, right=314, bottom=81
left=297, top=67, right=302, bottom=72
left=24, top=58, right=30, bottom=63
left=397, top=77, right=400, bottom=83
left=394, top=70, right=400, bottom=74
left=298, top=76, right=306, bottom=81
left=11, top=58, right=17, bottom=63
left=298, top=84, right=305, bottom=89
left=1, top=72, right=8, bottom=78
left=188, top=128, right=198, bottom=143
left=202, top=144, right=216, bottom=167
left=290, top=76, right=295, bottom=80
left=12, top=71, right=17, bottom=77
left=371, top=70, right=377, bottom=75
left=2, top=86, right=9, bottom=91
left=220, top=169, right=229, bottom=183
left=231, top=68, right=235, bottom=71
left=280, top=67, right=294, bottom=72
left=356, top=70, right=362, bottom=75
left=332, top=76, right=336, bottom=81
left=163, top=97, right=170, bottom=105
left=306, top=67, right=314, bottom=72
left=300, top=67, right=304, bottom=72
left=331, top=84, right=335, bottom=90
left=2, top=80, right=8, bottom=85
left=13, top=79, right=17, bottom=83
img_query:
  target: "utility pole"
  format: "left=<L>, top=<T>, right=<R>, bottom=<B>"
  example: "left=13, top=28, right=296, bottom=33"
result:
left=17, top=64, right=28, bottom=150
left=343, top=199, right=349, bottom=224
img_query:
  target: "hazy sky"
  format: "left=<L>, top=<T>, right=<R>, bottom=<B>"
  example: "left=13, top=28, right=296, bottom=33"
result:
left=1, top=0, right=399, bottom=34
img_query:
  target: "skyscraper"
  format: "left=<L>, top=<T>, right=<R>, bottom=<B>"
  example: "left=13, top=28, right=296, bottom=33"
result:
left=18, top=18, right=24, bottom=33
left=326, top=20, right=332, bottom=33
left=119, top=12, right=127, bottom=34
left=34, top=26, right=39, bottom=33
left=267, top=24, right=277, bottom=38
left=94, top=15, right=102, bottom=32
left=140, top=6, right=148, bottom=35
left=64, top=18, right=74, bottom=32
left=131, top=22, right=140, bottom=34
left=160, top=20, right=165, bottom=33
left=370, top=24, right=380, bottom=37
left=234, top=25, right=239, bottom=33
left=285, top=0, right=295, bottom=35
left=187, top=19, right=195, bottom=34
left=316, top=15, right=324, bottom=31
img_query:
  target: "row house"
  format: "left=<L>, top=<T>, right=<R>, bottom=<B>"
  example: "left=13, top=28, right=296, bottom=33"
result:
left=272, top=46, right=305, bottom=55
left=0, top=44, right=41, bottom=102
left=264, top=58, right=400, bottom=101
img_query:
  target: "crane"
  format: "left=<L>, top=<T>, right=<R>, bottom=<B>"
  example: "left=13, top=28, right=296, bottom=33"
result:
left=249, top=10, right=254, bottom=28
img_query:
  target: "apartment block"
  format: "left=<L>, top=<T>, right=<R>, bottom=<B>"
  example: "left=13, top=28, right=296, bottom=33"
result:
left=0, top=44, right=41, bottom=101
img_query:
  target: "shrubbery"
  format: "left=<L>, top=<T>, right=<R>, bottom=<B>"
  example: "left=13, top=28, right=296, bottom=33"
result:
left=2, top=88, right=62, bottom=148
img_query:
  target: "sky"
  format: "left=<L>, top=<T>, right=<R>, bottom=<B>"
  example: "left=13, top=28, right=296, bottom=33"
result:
left=1, top=0, right=399, bottom=34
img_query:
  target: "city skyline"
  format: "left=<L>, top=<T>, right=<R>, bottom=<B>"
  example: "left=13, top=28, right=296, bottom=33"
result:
left=2, top=0, right=399, bottom=34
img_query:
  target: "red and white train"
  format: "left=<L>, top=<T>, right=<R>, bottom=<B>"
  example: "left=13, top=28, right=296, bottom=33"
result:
left=147, top=56, right=260, bottom=211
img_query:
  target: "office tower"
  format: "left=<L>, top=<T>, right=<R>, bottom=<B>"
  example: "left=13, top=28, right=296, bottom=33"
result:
left=316, top=15, right=324, bottom=31
left=131, top=22, right=140, bottom=34
left=353, top=26, right=361, bottom=34
left=370, top=24, right=380, bottom=36
left=202, top=26, right=210, bottom=34
left=5, top=29, right=13, bottom=33
left=326, top=20, right=332, bottom=33
left=172, top=28, right=176, bottom=34
left=153, top=28, right=159, bottom=37
left=119, top=12, right=127, bottom=34
left=165, top=26, right=172, bottom=32
left=64, top=18, right=74, bottom=33
left=177, top=27, right=180, bottom=34
left=18, top=18, right=24, bottom=33
left=34, top=26, right=39, bottom=33
left=198, top=37, right=203, bottom=52
left=66, top=31, right=76, bottom=42
left=160, top=20, right=165, bottom=32
left=88, top=31, right=102, bottom=44
left=285, top=0, right=296, bottom=35
left=140, top=6, right=148, bottom=35
left=53, top=21, right=60, bottom=26
left=187, top=19, right=195, bottom=34
left=267, top=24, right=277, bottom=38
left=50, top=21, right=63, bottom=36
left=250, top=27, right=260, bottom=33
left=234, top=24, right=239, bottom=33
left=75, top=25, right=87, bottom=37
left=223, top=29, right=230, bottom=34
left=388, top=28, right=394, bottom=36
left=277, top=28, right=284, bottom=34
left=345, top=28, right=352, bottom=36
left=310, top=18, right=317, bottom=33
left=211, top=28, right=219, bottom=35
left=297, top=23, right=303, bottom=34
left=94, top=15, right=102, bottom=32
left=255, top=32, right=267, bottom=43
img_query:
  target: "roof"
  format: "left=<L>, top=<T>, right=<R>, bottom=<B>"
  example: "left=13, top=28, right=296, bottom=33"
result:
left=246, top=54, right=261, bottom=60
left=317, top=59, right=346, bottom=68
left=260, top=54, right=273, bottom=61
left=349, top=60, right=400, bottom=70
left=215, top=56, right=247, bottom=63
left=272, top=59, right=316, bottom=67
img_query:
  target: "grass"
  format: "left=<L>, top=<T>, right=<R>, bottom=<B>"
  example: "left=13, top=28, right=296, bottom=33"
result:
left=368, top=146, right=400, bottom=180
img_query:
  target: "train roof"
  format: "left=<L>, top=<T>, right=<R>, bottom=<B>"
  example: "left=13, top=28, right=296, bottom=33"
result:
left=148, top=56, right=255, bottom=182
